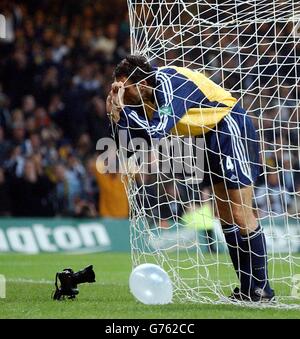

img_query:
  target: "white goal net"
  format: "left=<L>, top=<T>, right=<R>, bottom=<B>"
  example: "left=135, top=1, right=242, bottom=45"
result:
left=122, top=0, right=300, bottom=307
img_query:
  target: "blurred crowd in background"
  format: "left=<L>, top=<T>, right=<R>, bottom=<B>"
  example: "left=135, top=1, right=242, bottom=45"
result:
left=0, top=0, right=299, bottom=220
left=0, top=0, right=130, bottom=218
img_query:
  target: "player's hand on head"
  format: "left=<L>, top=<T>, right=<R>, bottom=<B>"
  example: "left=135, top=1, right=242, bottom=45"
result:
left=111, top=82, right=125, bottom=108
left=112, top=81, right=124, bottom=94
left=107, top=82, right=125, bottom=124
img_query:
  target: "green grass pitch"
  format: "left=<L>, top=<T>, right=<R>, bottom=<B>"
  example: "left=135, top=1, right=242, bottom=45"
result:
left=0, top=253, right=299, bottom=319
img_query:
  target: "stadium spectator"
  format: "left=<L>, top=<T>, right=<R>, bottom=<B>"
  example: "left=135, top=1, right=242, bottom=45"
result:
left=9, top=158, right=55, bottom=216
left=0, top=126, right=10, bottom=166
left=53, top=163, right=82, bottom=216
left=255, top=171, right=285, bottom=218
left=94, top=154, right=129, bottom=218
left=95, top=170, right=129, bottom=218
left=0, top=167, right=11, bottom=216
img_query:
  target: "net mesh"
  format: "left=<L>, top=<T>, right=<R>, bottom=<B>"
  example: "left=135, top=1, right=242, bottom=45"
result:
left=120, top=0, right=300, bottom=307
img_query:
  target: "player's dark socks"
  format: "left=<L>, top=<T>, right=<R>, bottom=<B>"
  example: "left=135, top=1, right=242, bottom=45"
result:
left=241, top=225, right=273, bottom=294
left=222, top=225, right=251, bottom=292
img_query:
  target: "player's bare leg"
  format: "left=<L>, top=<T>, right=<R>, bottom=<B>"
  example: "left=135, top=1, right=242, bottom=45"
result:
left=213, top=182, right=256, bottom=235
left=213, top=181, right=275, bottom=302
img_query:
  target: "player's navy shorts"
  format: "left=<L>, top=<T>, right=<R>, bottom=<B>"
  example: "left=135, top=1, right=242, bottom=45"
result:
left=202, top=104, right=261, bottom=189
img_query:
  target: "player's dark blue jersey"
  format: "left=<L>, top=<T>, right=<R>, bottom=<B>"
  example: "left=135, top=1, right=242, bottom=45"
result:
left=113, top=66, right=260, bottom=189
left=116, top=66, right=243, bottom=141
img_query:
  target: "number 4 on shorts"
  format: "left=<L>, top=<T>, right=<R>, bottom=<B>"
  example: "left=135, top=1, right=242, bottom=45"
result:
left=226, top=156, right=234, bottom=171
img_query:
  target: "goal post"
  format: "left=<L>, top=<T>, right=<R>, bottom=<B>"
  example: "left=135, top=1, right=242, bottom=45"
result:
left=122, top=0, right=300, bottom=307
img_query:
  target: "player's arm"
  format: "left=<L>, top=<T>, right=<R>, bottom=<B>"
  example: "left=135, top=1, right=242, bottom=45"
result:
left=112, top=71, right=202, bottom=141
left=117, top=107, right=174, bottom=140
left=106, top=81, right=172, bottom=140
